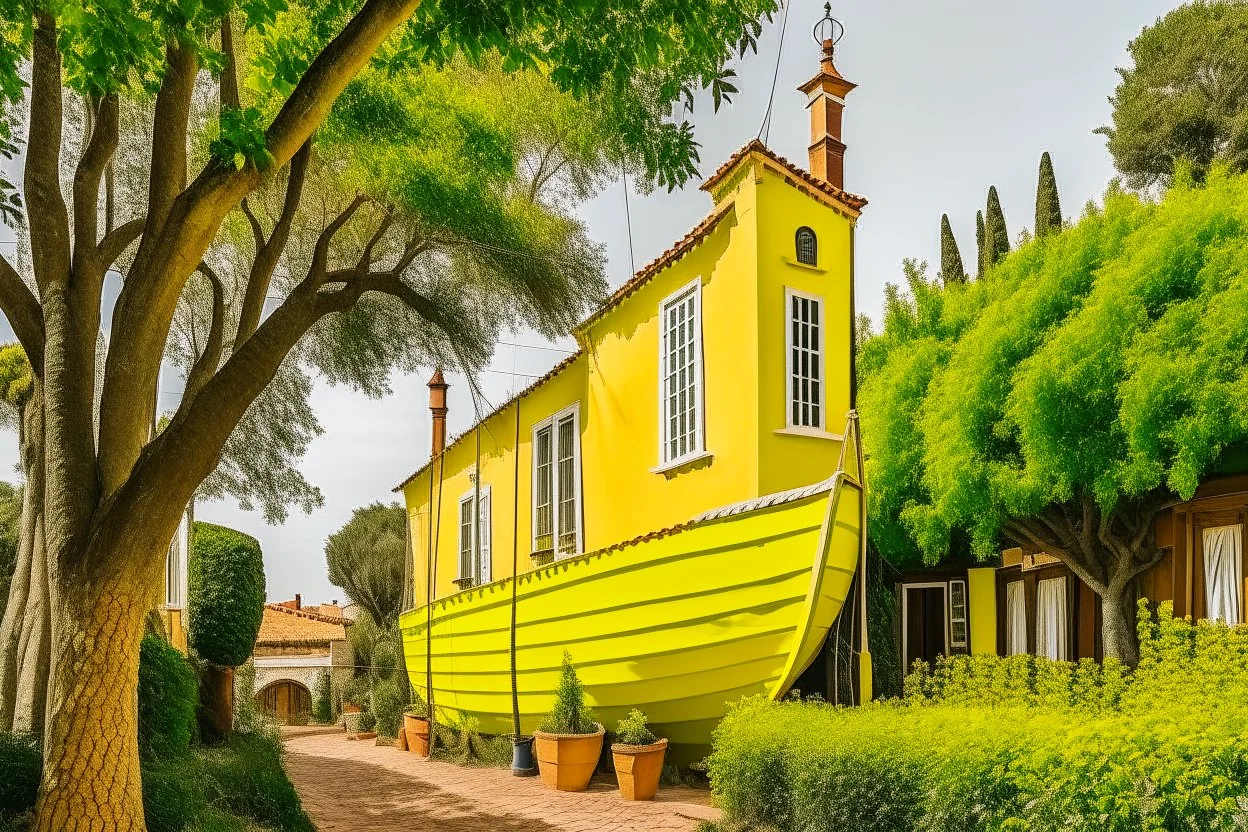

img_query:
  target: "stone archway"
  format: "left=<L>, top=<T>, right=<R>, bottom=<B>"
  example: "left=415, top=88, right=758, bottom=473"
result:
left=255, top=679, right=312, bottom=725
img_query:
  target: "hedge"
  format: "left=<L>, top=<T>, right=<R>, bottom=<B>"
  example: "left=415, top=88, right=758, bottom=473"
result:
left=138, top=633, right=198, bottom=757
left=708, top=602, right=1248, bottom=832
left=188, top=522, right=266, bottom=668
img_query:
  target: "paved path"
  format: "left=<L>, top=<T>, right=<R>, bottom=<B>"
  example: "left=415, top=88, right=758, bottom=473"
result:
left=282, top=726, right=720, bottom=832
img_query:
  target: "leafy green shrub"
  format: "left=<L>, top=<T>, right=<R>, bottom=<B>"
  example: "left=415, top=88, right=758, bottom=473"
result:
left=0, top=732, right=40, bottom=821
left=199, top=732, right=314, bottom=832
left=312, top=671, right=333, bottom=724
left=404, top=688, right=429, bottom=718
left=341, top=673, right=370, bottom=709
left=614, top=709, right=656, bottom=745
left=710, top=603, right=1248, bottom=832
left=188, top=523, right=265, bottom=668
left=370, top=676, right=405, bottom=739
left=142, top=756, right=209, bottom=832
left=539, top=651, right=597, bottom=734
left=138, top=633, right=198, bottom=757
left=431, top=712, right=512, bottom=767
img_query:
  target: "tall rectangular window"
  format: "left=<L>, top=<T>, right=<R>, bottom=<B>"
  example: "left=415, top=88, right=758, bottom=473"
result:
left=164, top=510, right=188, bottom=609
left=458, top=495, right=475, bottom=581
left=1035, top=577, right=1068, bottom=661
left=1203, top=524, right=1243, bottom=624
left=533, top=405, right=581, bottom=557
left=1005, top=580, right=1026, bottom=656
left=786, top=289, right=824, bottom=430
left=659, top=281, right=703, bottom=466
left=949, top=579, right=968, bottom=650
left=456, top=486, right=492, bottom=585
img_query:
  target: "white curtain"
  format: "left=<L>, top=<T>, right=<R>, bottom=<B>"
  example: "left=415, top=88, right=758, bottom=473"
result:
left=1005, top=581, right=1026, bottom=656
left=1203, top=524, right=1243, bottom=624
left=1035, top=577, right=1068, bottom=661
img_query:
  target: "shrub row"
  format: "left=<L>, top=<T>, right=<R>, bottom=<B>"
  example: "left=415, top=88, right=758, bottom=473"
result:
left=708, top=603, right=1248, bottom=831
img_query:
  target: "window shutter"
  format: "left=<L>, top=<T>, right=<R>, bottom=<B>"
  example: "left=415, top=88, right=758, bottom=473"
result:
left=478, top=490, right=492, bottom=583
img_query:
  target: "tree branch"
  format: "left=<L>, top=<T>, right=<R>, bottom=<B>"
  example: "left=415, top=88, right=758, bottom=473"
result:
left=72, top=93, right=119, bottom=272
left=0, top=255, right=45, bottom=372
left=136, top=40, right=198, bottom=264
left=181, top=265, right=227, bottom=406
left=23, top=13, right=70, bottom=296
left=220, top=14, right=241, bottom=113
left=234, top=140, right=312, bottom=350
left=97, top=218, right=146, bottom=269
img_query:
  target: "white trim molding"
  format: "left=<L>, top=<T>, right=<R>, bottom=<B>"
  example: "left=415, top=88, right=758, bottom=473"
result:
left=531, top=403, right=583, bottom=558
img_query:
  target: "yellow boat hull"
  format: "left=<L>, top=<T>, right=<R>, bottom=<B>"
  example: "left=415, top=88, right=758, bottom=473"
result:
left=400, top=471, right=863, bottom=750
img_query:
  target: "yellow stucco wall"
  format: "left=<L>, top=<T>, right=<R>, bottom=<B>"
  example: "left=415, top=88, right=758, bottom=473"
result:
left=402, top=151, right=860, bottom=605
left=968, top=567, right=998, bottom=655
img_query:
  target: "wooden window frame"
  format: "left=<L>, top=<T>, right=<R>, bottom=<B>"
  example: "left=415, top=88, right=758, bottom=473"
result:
left=900, top=581, right=949, bottom=671
left=532, top=404, right=583, bottom=558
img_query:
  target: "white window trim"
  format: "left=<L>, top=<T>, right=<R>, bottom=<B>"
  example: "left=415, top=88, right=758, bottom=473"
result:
left=455, top=484, right=493, bottom=584
left=949, top=579, right=968, bottom=650
left=164, top=509, right=189, bottom=610
left=784, top=287, right=826, bottom=432
left=531, top=403, right=583, bottom=558
left=657, top=278, right=706, bottom=469
left=900, top=581, right=950, bottom=670
left=456, top=490, right=476, bottom=583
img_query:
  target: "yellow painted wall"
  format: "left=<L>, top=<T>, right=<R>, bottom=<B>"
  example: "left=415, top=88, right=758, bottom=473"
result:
left=968, top=567, right=998, bottom=654
left=403, top=151, right=860, bottom=605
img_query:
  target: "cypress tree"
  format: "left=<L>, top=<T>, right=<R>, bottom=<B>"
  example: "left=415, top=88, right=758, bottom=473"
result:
left=1035, top=151, right=1062, bottom=237
left=984, top=186, right=1009, bottom=269
left=939, top=214, right=965, bottom=285
left=975, top=210, right=986, bottom=277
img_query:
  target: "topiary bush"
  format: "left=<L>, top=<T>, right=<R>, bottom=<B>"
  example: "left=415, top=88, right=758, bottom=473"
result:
left=312, top=671, right=333, bottom=725
left=539, top=651, right=597, bottom=734
left=370, top=676, right=405, bottom=739
left=188, top=523, right=266, bottom=668
left=0, top=732, right=41, bottom=823
left=709, top=603, right=1248, bottom=832
left=138, top=633, right=198, bottom=757
left=614, top=709, right=657, bottom=745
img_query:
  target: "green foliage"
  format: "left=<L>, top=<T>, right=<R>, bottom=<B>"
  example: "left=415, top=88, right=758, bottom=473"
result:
left=138, top=634, right=198, bottom=758
left=231, top=662, right=269, bottom=737
left=860, top=171, right=1248, bottom=568
left=0, top=482, right=21, bottom=612
left=312, top=671, right=333, bottom=725
left=198, top=733, right=315, bottom=832
left=614, top=709, right=657, bottom=746
left=711, top=603, right=1248, bottom=832
left=1098, top=1, right=1248, bottom=190
left=0, top=733, right=40, bottom=822
left=938, top=214, right=964, bottom=285
left=341, top=673, right=370, bottom=708
left=539, top=652, right=597, bottom=735
left=188, top=523, right=266, bottom=668
left=358, top=711, right=376, bottom=733
left=431, top=712, right=512, bottom=768
left=983, top=185, right=1009, bottom=269
left=370, top=676, right=406, bottom=739
left=326, top=503, right=406, bottom=627
left=1034, top=152, right=1062, bottom=237
left=0, top=345, right=32, bottom=410
left=975, top=210, right=986, bottom=277
left=143, top=757, right=210, bottom=832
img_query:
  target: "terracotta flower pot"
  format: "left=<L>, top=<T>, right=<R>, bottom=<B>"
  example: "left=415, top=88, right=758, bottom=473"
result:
left=611, top=738, right=668, bottom=800
left=404, top=713, right=431, bottom=756
left=344, top=703, right=362, bottom=714
left=533, top=724, right=605, bottom=791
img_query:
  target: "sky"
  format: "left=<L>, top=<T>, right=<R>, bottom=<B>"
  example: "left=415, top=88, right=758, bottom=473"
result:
left=0, top=0, right=1179, bottom=604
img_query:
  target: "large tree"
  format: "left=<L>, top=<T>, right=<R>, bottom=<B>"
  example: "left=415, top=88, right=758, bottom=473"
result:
left=0, top=1, right=776, bottom=827
left=938, top=213, right=964, bottom=286
left=326, top=501, right=405, bottom=628
left=860, top=170, right=1248, bottom=665
left=1097, top=1, right=1248, bottom=191
left=983, top=185, right=1009, bottom=269
left=1034, top=151, right=1061, bottom=238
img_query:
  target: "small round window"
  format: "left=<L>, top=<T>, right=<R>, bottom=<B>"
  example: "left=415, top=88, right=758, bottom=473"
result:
left=795, top=227, right=817, bottom=266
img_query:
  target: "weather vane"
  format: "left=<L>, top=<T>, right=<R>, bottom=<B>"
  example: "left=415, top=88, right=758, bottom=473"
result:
left=812, top=2, right=845, bottom=48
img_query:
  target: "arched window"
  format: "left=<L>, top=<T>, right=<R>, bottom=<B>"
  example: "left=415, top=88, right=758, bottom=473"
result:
left=795, top=227, right=817, bottom=266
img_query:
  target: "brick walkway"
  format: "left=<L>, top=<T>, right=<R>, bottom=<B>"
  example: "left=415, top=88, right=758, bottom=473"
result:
left=282, top=726, right=720, bottom=832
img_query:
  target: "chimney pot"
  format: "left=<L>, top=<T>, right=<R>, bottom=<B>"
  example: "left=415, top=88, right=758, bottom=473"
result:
left=428, top=369, right=450, bottom=458
left=798, top=19, right=856, bottom=190
left=294, top=593, right=301, bottom=610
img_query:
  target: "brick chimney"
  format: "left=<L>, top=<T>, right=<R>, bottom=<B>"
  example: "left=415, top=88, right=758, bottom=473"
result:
left=294, top=593, right=301, bottom=611
left=428, top=369, right=450, bottom=457
left=798, top=5, right=856, bottom=190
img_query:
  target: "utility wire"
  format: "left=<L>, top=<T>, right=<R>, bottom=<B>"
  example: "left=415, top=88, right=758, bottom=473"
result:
left=757, top=0, right=792, bottom=145
left=621, top=163, right=636, bottom=276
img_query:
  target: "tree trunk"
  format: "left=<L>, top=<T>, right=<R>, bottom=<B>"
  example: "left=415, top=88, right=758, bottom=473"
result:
left=1100, top=585, right=1139, bottom=666
left=13, top=509, right=50, bottom=737
left=197, top=663, right=234, bottom=744
left=32, top=563, right=151, bottom=832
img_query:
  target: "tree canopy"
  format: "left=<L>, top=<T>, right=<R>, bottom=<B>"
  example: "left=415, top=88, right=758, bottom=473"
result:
left=187, top=522, right=266, bottom=668
left=1098, top=1, right=1248, bottom=190
left=859, top=170, right=1248, bottom=658
left=939, top=214, right=965, bottom=286
left=326, top=501, right=406, bottom=627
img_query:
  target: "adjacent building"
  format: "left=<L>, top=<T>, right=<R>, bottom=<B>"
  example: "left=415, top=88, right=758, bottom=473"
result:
left=248, top=596, right=353, bottom=724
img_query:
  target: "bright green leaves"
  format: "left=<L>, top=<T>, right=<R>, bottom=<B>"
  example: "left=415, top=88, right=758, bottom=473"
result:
left=210, top=105, right=273, bottom=170
left=861, top=172, right=1248, bottom=567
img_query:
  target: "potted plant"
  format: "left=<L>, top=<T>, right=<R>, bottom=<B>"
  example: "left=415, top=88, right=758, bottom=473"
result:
left=611, top=709, right=667, bottom=800
left=533, top=652, right=604, bottom=791
left=404, top=697, right=431, bottom=756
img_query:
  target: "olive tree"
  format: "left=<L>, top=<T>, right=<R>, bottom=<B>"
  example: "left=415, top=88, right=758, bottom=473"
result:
left=860, top=171, right=1248, bottom=664
left=0, top=0, right=777, bottom=826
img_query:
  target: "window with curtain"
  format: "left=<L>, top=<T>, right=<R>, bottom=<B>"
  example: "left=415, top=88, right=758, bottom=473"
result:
left=1035, top=576, right=1068, bottom=661
left=533, top=405, right=581, bottom=557
left=458, top=496, right=475, bottom=581
left=1203, top=524, right=1243, bottom=624
left=786, top=289, right=824, bottom=430
left=1005, top=580, right=1026, bottom=656
left=659, top=282, right=703, bottom=466
left=795, top=226, right=817, bottom=266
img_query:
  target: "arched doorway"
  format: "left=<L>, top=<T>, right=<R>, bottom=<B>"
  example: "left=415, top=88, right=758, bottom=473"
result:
left=256, top=680, right=312, bottom=725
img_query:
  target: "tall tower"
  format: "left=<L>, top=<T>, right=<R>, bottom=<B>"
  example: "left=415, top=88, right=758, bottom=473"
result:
left=798, top=4, right=856, bottom=190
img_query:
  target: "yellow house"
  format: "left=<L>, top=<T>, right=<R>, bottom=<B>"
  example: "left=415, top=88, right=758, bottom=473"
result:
left=397, top=47, right=867, bottom=613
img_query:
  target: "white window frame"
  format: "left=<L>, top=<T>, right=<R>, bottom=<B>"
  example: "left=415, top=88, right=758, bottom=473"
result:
left=456, top=485, right=493, bottom=585
left=949, top=579, right=968, bottom=650
left=657, top=279, right=706, bottom=468
left=785, top=287, right=826, bottom=432
left=531, top=404, right=583, bottom=558
left=164, top=510, right=189, bottom=609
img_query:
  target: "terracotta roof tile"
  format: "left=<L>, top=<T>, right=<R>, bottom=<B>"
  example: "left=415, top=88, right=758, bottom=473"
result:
left=700, top=138, right=868, bottom=212
left=256, top=604, right=348, bottom=646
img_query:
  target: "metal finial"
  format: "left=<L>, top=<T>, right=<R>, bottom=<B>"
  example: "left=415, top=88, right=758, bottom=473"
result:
left=812, top=2, right=844, bottom=47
